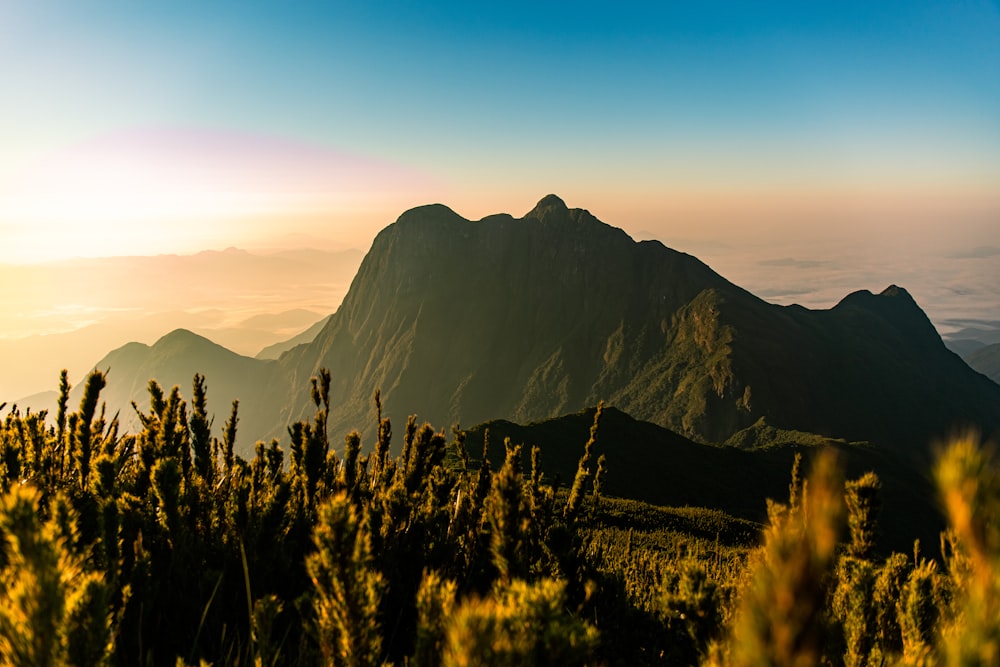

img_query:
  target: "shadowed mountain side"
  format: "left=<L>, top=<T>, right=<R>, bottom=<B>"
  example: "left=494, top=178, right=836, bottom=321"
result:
left=272, top=196, right=1000, bottom=453
left=77, top=329, right=277, bottom=440
left=465, top=406, right=941, bottom=554
left=684, top=284, right=1000, bottom=456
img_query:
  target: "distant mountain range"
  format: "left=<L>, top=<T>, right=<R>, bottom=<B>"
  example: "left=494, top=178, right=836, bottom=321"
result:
left=65, top=329, right=276, bottom=437
left=0, top=247, right=362, bottom=400
left=963, top=343, right=1000, bottom=385
left=38, top=196, right=1000, bottom=457
left=942, top=320, right=1000, bottom=355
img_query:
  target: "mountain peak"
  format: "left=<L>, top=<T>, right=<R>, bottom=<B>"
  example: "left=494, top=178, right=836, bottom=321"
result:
left=836, top=284, right=942, bottom=353
left=534, top=193, right=567, bottom=209
left=395, top=203, right=464, bottom=226
left=524, top=194, right=569, bottom=221
left=880, top=284, right=913, bottom=301
left=840, top=284, right=921, bottom=313
left=152, top=329, right=227, bottom=354
left=156, top=328, right=205, bottom=345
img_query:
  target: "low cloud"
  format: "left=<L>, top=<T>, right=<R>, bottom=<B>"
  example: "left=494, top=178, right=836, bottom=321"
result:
left=759, top=257, right=830, bottom=269
left=756, top=287, right=817, bottom=298
left=949, top=246, right=1000, bottom=259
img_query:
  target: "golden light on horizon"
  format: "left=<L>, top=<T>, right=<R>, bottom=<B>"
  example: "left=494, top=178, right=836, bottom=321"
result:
left=0, top=127, right=439, bottom=263
left=2, top=125, right=997, bottom=265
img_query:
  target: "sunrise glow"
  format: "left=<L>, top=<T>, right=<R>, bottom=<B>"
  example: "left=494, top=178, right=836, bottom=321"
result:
left=0, top=127, right=437, bottom=262
left=1, top=2, right=997, bottom=263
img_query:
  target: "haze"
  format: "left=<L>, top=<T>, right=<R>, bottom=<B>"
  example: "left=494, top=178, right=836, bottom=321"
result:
left=1, top=1, right=998, bottom=400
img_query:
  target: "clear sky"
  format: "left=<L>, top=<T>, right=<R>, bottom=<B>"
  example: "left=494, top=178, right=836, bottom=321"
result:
left=1, top=1, right=998, bottom=263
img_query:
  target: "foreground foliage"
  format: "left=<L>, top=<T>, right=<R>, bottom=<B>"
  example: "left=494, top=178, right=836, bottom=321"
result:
left=0, top=370, right=997, bottom=665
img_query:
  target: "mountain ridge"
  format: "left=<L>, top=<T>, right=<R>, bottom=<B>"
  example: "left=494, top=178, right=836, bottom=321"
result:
left=27, top=195, right=1000, bottom=457
left=273, top=196, right=756, bottom=443
left=267, top=196, right=999, bottom=452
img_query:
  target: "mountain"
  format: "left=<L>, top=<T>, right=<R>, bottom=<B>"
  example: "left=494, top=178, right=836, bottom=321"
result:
left=78, top=329, right=276, bottom=440
left=33, top=195, right=1000, bottom=457
left=273, top=195, right=1000, bottom=453
left=941, top=319, right=1000, bottom=361
left=964, top=343, right=1000, bottom=385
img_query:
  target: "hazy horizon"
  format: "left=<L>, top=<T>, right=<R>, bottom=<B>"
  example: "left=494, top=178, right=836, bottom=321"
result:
left=2, top=193, right=998, bottom=402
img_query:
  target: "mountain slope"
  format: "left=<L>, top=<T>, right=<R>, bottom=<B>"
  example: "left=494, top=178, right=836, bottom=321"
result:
left=688, top=283, right=1000, bottom=452
left=274, top=195, right=1000, bottom=452
left=464, top=407, right=939, bottom=553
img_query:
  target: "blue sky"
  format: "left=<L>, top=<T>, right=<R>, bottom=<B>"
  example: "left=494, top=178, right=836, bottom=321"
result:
left=1, top=1, right=998, bottom=261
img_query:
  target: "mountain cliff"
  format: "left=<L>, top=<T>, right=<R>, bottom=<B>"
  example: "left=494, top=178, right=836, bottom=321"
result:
left=276, top=195, right=744, bottom=441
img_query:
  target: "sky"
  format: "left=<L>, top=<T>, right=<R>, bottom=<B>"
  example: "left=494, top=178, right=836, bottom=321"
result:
left=0, top=1, right=998, bottom=346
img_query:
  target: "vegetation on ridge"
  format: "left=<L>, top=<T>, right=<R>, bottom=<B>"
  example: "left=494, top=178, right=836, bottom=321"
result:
left=0, top=369, right=998, bottom=665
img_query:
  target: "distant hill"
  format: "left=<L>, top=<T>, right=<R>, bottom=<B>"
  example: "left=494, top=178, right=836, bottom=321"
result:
left=0, top=246, right=362, bottom=401
left=256, top=315, right=331, bottom=359
left=964, top=342, right=1000, bottom=385
left=465, top=406, right=939, bottom=553
left=6, top=389, right=59, bottom=416
left=945, top=338, right=987, bottom=357
left=944, top=324, right=1000, bottom=347
left=78, top=329, right=276, bottom=440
